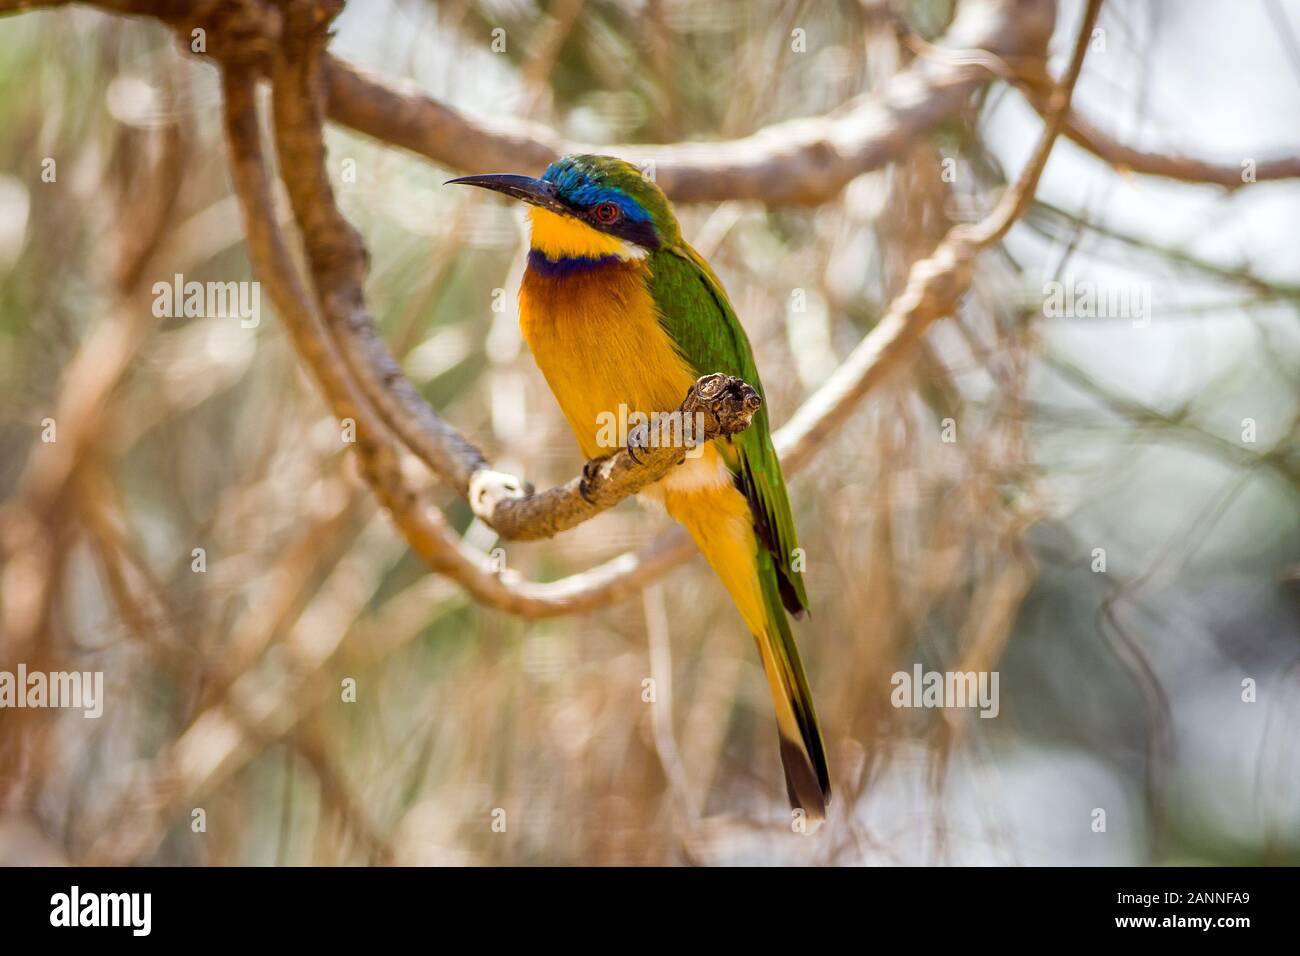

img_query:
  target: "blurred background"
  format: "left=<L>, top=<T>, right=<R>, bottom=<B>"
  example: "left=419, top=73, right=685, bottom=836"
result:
left=0, top=0, right=1297, bottom=865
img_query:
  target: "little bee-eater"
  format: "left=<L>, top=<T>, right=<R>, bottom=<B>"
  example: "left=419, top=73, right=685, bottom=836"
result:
left=450, top=155, right=831, bottom=820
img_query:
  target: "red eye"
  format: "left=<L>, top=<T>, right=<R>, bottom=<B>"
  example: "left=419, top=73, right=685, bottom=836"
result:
left=594, top=202, right=621, bottom=224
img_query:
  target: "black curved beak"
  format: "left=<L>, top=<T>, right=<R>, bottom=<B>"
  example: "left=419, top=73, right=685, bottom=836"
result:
left=445, top=173, right=569, bottom=215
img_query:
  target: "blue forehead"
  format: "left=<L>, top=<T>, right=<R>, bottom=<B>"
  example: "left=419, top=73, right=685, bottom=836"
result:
left=541, top=161, right=651, bottom=222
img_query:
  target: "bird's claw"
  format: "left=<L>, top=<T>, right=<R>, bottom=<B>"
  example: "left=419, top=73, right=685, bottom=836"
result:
left=626, top=422, right=651, bottom=465
left=579, top=455, right=612, bottom=505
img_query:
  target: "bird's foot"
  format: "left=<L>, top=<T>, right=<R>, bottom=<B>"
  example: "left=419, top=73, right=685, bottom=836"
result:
left=626, top=421, right=652, bottom=466
left=579, top=454, right=614, bottom=505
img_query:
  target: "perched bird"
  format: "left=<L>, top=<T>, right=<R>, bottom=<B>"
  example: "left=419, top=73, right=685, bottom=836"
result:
left=450, top=155, right=830, bottom=820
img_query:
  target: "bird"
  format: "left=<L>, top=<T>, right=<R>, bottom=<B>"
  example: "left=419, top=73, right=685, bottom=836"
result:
left=449, top=155, right=831, bottom=822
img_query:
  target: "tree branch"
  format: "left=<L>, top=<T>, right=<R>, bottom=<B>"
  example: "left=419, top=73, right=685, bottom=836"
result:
left=321, top=0, right=1056, bottom=204
left=1041, top=90, right=1300, bottom=190
left=1, top=0, right=1055, bottom=204
left=887, top=8, right=1300, bottom=191
left=11, top=0, right=1298, bottom=194
left=781, top=0, right=1103, bottom=472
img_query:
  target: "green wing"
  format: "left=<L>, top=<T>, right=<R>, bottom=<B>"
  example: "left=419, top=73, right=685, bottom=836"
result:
left=648, top=243, right=809, bottom=617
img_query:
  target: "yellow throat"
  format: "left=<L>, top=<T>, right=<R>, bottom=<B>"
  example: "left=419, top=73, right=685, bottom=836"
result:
left=528, top=207, right=636, bottom=260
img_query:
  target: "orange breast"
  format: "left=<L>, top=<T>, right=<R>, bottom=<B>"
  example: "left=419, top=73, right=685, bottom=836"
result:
left=520, top=259, right=694, bottom=458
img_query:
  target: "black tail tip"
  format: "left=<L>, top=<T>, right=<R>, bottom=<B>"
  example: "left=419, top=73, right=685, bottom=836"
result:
left=779, top=734, right=832, bottom=826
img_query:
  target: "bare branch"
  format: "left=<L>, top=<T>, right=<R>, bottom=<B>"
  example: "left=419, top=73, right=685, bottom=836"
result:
left=1047, top=95, right=1300, bottom=190
left=962, top=0, right=1102, bottom=249
left=3, top=0, right=1055, bottom=205
left=781, top=0, right=1103, bottom=467
left=321, top=0, right=1056, bottom=204
left=891, top=6, right=1300, bottom=191
left=268, top=1, right=490, bottom=495
left=14, top=0, right=1299, bottom=196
